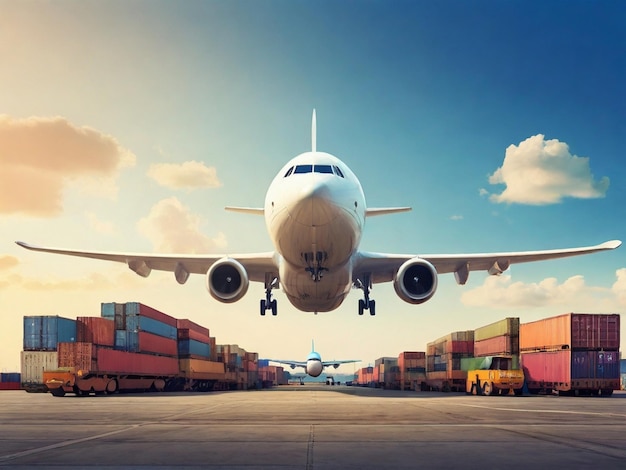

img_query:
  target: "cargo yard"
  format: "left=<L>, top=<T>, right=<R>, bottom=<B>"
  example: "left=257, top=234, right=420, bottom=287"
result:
left=4, top=301, right=624, bottom=398
left=1, top=386, right=625, bottom=469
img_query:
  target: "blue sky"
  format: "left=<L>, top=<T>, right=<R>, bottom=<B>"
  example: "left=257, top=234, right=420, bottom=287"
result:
left=1, top=1, right=624, bottom=372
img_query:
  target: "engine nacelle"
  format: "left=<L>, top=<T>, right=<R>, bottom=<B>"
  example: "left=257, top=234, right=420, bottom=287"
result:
left=206, top=258, right=249, bottom=303
left=393, top=257, right=438, bottom=305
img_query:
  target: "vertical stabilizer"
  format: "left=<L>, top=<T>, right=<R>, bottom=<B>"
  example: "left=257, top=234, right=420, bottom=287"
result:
left=312, top=109, right=317, bottom=152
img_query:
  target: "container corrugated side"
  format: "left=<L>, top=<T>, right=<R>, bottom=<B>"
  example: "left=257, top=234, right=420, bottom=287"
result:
left=76, top=317, right=115, bottom=347
left=520, top=313, right=620, bottom=351
left=474, top=335, right=519, bottom=356
left=125, top=302, right=178, bottom=327
left=178, top=358, right=225, bottom=379
left=57, top=342, right=98, bottom=372
left=23, top=316, right=76, bottom=351
left=20, top=350, right=58, bottom=385
left=178, top=339, right=211, bottom=358
left=125, top=315, right=177, bottom=340
left=115, top=331, right=177, bottom=356
left=176, top=319, right=209, bottom=336
left=177, top=328, right=211, bottom=344
left=95, top=349, right=179, bottom=375
left=474, top=317, right=520, bottom=342
left=0, top=372, right=21, bottom=383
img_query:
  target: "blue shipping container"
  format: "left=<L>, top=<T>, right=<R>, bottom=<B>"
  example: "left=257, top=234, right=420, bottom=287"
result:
left=23, top=316, right=76, bottom=351
left=258, top=359, right=270, bottom=368
left=101, top=302, right=116, bottom=318
left=1, top=373, right=21, bottom=383
left=571, top=351, right=619, bottom=379
left=124, top=315, right=177, bottom=340
left=178, top=339, right=211, bottom=358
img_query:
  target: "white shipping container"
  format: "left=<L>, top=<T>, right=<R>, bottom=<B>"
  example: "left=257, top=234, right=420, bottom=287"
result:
left=20, top=351, right=58, bottom=385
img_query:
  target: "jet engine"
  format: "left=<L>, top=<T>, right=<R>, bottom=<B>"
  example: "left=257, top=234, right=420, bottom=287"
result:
left=393, top=257, right=438, bottom=304
left=206, top=258, right=249, bottom=303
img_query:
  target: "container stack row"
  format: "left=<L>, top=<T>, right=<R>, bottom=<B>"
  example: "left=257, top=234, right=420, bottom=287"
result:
left=425, top=330, right=474, bottom=391
left=19, top=302, right=264, bottom=393
left=520, top=313, right=620, bottom=395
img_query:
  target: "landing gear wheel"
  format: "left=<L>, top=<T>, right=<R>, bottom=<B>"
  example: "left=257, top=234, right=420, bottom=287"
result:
left=369, top=300, right=376, bottom=316
left=270, top=299, right=277, bottom=316
left=358, top=299, right=365, bottom=315
left=260, top=300, right=266, bottom=316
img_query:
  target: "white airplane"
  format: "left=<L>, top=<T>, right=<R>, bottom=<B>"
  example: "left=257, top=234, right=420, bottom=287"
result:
left=267, top=341, right=360, bottom=378
left=16, top=111, right=622, bottom=316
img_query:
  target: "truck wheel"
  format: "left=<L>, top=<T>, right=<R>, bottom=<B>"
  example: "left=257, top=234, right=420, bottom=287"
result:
left=513, top=388, right=523, bottom=396
left=483, top=382, right=492, bottom=396
left=50, top=387, right=66, bottom=397
left=106, top=379, right=118, bottom=395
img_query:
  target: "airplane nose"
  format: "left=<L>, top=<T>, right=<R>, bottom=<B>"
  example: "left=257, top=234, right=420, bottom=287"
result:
left=290, top=182, right=337, bottom=226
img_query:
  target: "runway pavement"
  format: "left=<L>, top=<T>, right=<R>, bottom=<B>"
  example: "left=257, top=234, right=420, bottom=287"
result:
left=1, top=385, right=625, bottom=469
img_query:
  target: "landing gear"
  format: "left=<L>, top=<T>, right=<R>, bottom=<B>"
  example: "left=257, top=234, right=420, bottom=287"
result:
left=260, top=276, right=278, bottom=316
left=355, top=276, right=376, bottom=316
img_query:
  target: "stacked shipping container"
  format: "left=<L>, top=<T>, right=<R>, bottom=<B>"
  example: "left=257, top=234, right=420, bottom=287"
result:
left=19, top=302, right=262, bottom=394
left=398, top=352, right=426, bottom=391
left=520, top=313, right=620, bottom=395
left=426, top=331, right=474, bottom=391
left=0, top=373, right=21, bottom=390
left=470, top=317, right=520, bottom=369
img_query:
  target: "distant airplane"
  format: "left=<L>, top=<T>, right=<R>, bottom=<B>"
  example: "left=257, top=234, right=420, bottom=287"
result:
left=16, top=111, right=621, bottom=316
left=267, top=341, right=360, bottom=378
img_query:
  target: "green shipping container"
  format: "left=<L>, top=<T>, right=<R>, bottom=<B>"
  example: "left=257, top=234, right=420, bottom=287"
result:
left=474, top=317, right=520, bottom=342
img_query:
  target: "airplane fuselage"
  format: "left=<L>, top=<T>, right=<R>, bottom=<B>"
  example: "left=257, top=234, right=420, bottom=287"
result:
left=264, top=151, right=366, bottom=312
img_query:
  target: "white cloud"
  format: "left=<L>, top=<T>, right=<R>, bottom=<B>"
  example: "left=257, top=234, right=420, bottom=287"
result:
left=137, top=197, right=227, bottom=253
left=0, top=115, right=136, bottom=216
left=486, top=134, right=609, bottom=205
left=449, top=215, right=463, bottom=221
left=85, top=212, right=115, bottom=235
left=148, top=161, right=222, bottom=190
left=461, top=272, right=623, bottom=310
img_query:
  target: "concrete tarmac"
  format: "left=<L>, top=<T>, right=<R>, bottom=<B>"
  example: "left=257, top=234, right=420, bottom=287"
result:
left=1, top=385, right=625, bottom=469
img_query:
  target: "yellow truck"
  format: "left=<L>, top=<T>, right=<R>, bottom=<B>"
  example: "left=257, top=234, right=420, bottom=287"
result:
left=465, top=356, right=524, bottom=396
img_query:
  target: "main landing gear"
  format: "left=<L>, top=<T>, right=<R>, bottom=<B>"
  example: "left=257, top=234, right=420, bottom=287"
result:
left=355, top=276, right=376, bottom=316
left=260, top=277, right=278, bottom=316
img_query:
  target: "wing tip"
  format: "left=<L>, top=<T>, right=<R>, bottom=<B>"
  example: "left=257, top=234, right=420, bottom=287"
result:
left=602, top=239, right=622, bottom=250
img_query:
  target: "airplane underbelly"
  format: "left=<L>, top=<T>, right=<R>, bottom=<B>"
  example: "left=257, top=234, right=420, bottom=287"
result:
left=273, top=205, right=360, bottom=268
left=279, top=262, right=351, bottom=313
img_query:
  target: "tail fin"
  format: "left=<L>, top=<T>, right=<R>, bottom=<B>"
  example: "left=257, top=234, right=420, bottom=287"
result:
left=312, top=109, right=317, bottom=152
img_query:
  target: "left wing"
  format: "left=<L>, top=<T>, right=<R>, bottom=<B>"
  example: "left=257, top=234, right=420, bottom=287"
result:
left=354, top=239, right=622, bottom=285
left=15, top=241, right=277, bottom=283
left=267, top=360, right=307, bottom=370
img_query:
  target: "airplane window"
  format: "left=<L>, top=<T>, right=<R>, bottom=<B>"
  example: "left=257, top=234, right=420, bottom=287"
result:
left=314, top=165, right=333, bottom=174
left=284, top=166, right=294, bottom=177
left=333, top=166, right=345, bottom=178
left=294, top=165, right=313, bottom=174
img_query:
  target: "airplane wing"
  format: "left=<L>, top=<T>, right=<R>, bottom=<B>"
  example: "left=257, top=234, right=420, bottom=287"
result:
left=321, top=359, right=361, bottom=367
left=15, top=241, right=277, bottom=283
left=354, top=239, right=622, bottom=285
left=266, top=360, right=307, bottom=370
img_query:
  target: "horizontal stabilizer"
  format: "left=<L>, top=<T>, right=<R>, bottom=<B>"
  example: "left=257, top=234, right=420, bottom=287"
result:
left=366, top=207, right=412, bottom=217
left=225, top=206, right=265, bottom=215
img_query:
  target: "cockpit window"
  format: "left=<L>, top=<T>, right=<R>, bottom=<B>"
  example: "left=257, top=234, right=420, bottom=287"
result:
left=314, top=165, right=333, bottom=174
left=294, top=164, right=313, bottom=174
left=285, top=163, right=345, bottom=178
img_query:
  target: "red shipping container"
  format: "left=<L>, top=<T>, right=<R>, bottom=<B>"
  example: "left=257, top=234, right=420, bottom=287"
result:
left=177, top=328, right=211, bottom=344
left=447, top=340, right=474, bottom=354
left=521, top=349, right=620, bottom=393
left=96, top=349, right=179, bottom=375
left=128, top=303, right=178, bottom=328
left=176, top=319, right=209, bottom=336
left=138, top=331, right=178, bottom=357
left=76, top=317, right=115, bottom=347
left=0, top=383, right=21, bottom=390
left=473, top=335, right=519, bottom=357
left=58, top=342, right=98, bottom=371
left=520, top=313, right=620, bottom=351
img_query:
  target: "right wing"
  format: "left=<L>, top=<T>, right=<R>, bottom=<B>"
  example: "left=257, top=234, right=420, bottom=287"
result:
left=15, top=241, right=277, bottom=283
left=354, top=239, right=622, bottom=284
left=266, top=360, right=307, bottom=370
